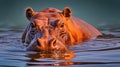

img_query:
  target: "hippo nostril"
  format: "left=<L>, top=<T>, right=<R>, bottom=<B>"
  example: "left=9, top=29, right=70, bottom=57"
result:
left=37, top=39, right=41, bottom=46
left=52, top=39, right=56, bottom=46
left=50, top=39, right=57, bottom=47
left=37, top=38, right=44, bottom=47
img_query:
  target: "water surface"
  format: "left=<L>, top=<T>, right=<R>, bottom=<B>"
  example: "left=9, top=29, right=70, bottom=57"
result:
left=0, top=29, right=120, bottom=67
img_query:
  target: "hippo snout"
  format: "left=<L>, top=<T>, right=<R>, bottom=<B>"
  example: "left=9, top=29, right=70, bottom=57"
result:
left=37, top=38, right=67, bottom=52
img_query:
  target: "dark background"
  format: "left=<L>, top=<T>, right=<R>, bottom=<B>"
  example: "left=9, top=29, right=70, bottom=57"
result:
left=0, top=0, right=120, bottom=30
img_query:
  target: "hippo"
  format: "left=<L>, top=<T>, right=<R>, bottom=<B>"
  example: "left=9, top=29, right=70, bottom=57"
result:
left=21, top=7, right=102, bottom=52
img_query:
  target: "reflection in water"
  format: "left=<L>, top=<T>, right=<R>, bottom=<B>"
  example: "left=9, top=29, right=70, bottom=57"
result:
left=25, top=50, right=75, bottom=66
left=26, top=50, right=75, bottom=60
left=0, top=30, right=120, bottom=67
left=26, top=61, right=75, bottom=66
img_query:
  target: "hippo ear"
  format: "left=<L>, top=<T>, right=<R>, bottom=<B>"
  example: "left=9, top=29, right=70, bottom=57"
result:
left=62, top=7, right=72, bottom=17
left=25, top=7, right=35, bottom=20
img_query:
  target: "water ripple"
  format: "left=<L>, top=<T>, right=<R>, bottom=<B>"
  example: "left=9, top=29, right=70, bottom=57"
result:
left=0, top=30, right=120, bottom=67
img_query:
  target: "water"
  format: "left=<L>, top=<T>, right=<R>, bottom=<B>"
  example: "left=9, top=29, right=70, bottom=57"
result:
left=0, top=29, right=120, bottom=67
left=0, top=0, right=120, bottom=67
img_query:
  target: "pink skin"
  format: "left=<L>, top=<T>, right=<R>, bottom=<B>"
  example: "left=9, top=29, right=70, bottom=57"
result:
left=26, top=32, right=68, bottom=52
left=22, top=7, right=102, bottom=52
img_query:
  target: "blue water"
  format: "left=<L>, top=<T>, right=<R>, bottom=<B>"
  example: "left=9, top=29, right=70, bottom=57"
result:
left=0, top=0, right=120, bottom=67
left=0, top=29, right=120, bottom=67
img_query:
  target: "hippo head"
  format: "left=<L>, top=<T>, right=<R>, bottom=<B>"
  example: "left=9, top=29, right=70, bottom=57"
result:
left=24, top=7, right=73, bottom=52
left=22, top=7, right=102, bottom=52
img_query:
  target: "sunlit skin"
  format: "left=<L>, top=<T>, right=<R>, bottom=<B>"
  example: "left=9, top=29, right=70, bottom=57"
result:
left=22, top=7, right=102, bottom=52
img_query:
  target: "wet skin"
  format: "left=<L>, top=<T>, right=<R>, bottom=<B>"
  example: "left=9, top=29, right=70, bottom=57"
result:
left=22, top=7, right=102, bottom=52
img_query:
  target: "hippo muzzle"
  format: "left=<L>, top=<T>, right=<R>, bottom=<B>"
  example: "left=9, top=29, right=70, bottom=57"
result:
left=26, top=34, right=68, bottom=52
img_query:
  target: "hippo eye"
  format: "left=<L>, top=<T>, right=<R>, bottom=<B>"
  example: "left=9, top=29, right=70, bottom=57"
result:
left=60, top=23, right=64, bottom=28
left=51, top=22, right=57, bottom=27
left=50, top=20, right=60, bottom=27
